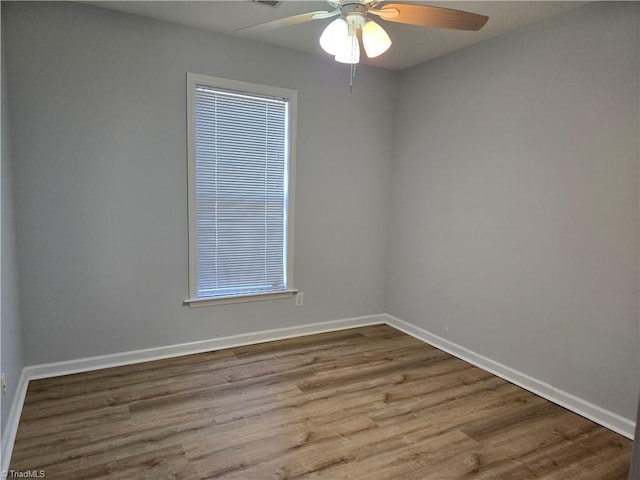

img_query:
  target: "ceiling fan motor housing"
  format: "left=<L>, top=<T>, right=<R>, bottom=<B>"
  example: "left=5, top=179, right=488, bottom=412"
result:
left=341, top=2, right=368, bottom=32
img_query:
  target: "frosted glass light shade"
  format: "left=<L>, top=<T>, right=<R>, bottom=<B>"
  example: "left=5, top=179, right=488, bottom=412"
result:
left=319, top=18, right=348, bottom=55
left=334, top=35, right=360, bottom=64
left=362, top=20, right=392, bottom=58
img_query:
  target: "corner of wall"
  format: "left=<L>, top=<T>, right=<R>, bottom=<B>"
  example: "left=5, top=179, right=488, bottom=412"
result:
left=1, top=1, right=27, bottom=463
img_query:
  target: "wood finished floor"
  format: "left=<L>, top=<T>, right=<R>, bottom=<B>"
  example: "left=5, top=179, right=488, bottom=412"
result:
left=10, top=325, right=632, bottom=479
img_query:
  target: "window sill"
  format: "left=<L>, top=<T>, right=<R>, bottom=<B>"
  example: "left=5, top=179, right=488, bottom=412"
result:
left=184, top=289, right=298, bottom=307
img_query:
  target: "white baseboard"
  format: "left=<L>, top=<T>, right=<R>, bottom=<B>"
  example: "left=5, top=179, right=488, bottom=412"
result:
left=384, top=314, right=636, bottom=440
left=25, top=314, right=386, bottom=381
left=1, top=370, right=29, bottom=474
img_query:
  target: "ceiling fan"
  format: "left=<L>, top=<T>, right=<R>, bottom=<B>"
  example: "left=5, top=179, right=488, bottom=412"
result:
left=238, top=1, right=489, bottom=65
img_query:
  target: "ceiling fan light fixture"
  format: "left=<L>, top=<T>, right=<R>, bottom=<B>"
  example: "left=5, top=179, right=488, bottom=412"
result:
left=334, top=35, right=360, bottom=64
left=319, top=18, right=348, bottom=55
left=362, top=20, right=392, bottom=58
left=239, top=2, right=489, bottom=66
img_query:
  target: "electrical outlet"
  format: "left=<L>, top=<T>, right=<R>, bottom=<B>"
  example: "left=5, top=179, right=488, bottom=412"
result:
left=295, top=292, right=304, bottom=307
left=1, top=372, right=6, bottom=396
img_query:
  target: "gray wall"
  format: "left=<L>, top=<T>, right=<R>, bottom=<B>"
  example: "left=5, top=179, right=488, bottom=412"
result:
left=3, top=2, right=395, bottom=364
left=1, top=12, right=25, bottom=437
left=387, top=1, right=639, bottom=420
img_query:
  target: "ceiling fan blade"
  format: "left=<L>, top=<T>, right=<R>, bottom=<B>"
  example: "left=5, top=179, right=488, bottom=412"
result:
left=236, top=10, right=334, bottom=33
left=379, top=3, right=488, bottom=31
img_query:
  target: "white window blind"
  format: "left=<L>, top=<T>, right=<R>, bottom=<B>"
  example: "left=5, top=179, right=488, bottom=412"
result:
left=187, top=74, right=295, bottom=303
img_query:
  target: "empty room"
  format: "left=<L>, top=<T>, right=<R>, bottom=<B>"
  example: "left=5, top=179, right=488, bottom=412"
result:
left=1, top=1, right=639, bottom=478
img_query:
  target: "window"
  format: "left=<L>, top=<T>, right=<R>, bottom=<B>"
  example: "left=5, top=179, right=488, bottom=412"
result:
left=185, top=73, right=297, bottom=306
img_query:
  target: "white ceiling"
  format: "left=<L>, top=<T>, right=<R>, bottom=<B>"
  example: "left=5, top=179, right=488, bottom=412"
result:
left=87, top=1, right=587, bottom=70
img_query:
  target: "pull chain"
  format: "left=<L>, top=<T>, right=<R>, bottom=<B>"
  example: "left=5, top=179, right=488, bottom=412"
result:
left=349, top=62, right=357, bottom=94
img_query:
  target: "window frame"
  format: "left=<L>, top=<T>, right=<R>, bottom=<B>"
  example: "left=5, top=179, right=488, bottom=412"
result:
left=184, top=73, right=297, bottom=307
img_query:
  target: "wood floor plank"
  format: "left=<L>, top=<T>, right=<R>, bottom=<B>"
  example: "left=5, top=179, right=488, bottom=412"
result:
left=9, top=324, right=632, bottom=479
